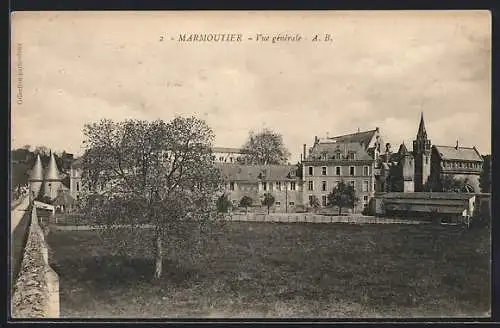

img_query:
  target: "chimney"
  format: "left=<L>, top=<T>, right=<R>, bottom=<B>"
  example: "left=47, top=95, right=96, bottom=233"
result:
left=303, top=144, right=306, bottom=159
left=300, top=154, right=303, bottom=162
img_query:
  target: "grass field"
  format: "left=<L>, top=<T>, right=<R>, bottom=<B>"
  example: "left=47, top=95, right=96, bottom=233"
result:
left=47, top=222, right=490, bottom=318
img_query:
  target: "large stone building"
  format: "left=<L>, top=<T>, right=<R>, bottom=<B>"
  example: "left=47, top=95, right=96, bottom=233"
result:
left=379, top=113, right=484, bottom=193
left=302, top=128, right=383, bottom=211
left=213, top=147, right=248, bottom=164
left=218, top=163, right=303, bottom=212
left=56, top=113, right=484, bottom=215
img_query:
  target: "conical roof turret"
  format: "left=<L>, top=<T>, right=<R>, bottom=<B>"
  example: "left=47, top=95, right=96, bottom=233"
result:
left=45, top=151, right=61, bottom=180
left=29, top=154, right=43, bottom=181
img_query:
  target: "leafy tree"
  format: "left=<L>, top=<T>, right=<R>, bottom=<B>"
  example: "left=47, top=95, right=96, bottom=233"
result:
left=241, top=128, right=291, bottom=165
left=239, top=195, right=253, bottom=213
left=479, top=155, right=491, bottom=193
left=262, top=193, right=275, bottom=214
left=327, top=181, right=359, bottom=215
left=439, top=175, right=468, bottom=192
left=78, top=117, right=224, bottom=279
left=309, top=195, right=320, bottom=212
left=216, top=194, right=232, bottom=213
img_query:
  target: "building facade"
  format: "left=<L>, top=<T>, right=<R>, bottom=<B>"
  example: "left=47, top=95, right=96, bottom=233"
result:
left=302, top=128, right=383, bottom=211
left=60, top=113, right=485, bottom=214
left=218, top=163, right=303, bottom=212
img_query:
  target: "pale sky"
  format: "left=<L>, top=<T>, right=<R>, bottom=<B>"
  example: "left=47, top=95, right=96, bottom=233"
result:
left=11, top=11, right=491, bottom=162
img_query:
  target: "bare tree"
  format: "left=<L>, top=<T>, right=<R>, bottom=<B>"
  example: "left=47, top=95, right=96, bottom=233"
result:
left=78, top=117, right=224, bottom=279
left=241, top=129, right=291, bottom=165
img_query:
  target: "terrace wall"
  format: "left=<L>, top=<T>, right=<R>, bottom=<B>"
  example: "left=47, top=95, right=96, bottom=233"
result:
left=11, top=206, right=60, bottom=318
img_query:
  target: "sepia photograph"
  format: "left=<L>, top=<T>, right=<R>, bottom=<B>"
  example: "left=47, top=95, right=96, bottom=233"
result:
left=10, top=10, right=491, bottom=319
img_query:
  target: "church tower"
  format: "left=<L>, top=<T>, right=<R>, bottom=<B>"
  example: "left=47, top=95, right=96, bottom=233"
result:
left=44, top=151, right=63, bottom=199
left=28, top=154, right=43, bottom=202
left=412, top=112, right=432, bottom=191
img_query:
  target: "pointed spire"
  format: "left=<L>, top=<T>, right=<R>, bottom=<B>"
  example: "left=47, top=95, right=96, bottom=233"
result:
left=29, top=154, right=43, bottom=181
left=416, top=111, right=427, bottom=139
left=45, top=151, right=61, bottom=180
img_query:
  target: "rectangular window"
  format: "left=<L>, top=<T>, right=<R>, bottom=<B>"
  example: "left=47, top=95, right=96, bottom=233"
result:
left=363, top=166, right=369, bottom=176
left=322, top=181, right=327, bottom=191
left=308, top=166, right=313, bottom=175
left=289, top=201, right=295, bottom=206
left=269, top=182, right=273, bottom=191
left=351, top=181, right=355, bottom=187
left=275, top=201, right=281, bottom=206
left=336, top=166, right=341, bottom=176
left=290, top=181, right=296, bottom=190
left=425, top=156, right=429, bottom=164
left=76, top=182, right=80, bottom=192
left=263, top=182, right=267, bottom=191
left=308, top=181, right=314, bottom=191
left=322, top=195, right=327, bottom=206
left=350, top=166, right=355, bottom=176
left=230, top=182, right=235, bottom=191
left=276, top=181, right=282, bottom=191
left=363, top=195, right=368, bottom=202
left=349, top=152, right=356, bottom=160
left=308, top=195, right=313, bottom=203
left=363, top=181, right=369, bottom=192
left=322, top=167, right=327, bottom=175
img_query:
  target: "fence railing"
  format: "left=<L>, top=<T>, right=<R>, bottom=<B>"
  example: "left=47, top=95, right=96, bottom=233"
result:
left=11, top=206, right=60, bottom=318
left=226, top=213, right=427, bottom=225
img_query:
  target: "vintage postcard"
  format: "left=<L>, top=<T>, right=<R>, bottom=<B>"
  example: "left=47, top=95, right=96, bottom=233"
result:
left=10, top=11, right=491, bottom=319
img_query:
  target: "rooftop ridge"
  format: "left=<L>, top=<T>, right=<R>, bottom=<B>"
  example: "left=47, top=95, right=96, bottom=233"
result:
left=434, top=145, right=476, bottom=149
left=327, top=129, right=377, bottom=140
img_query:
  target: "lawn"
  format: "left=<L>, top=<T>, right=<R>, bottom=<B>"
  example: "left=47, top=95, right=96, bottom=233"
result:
left=47, top=222, right=491, bottom=318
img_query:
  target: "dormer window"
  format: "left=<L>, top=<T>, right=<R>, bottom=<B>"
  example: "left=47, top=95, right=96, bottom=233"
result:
left=335, top=151, right=342, bottom=160
left=322, top=152, right=327, bottom=160
left=349, top=152, right=356, bottom=160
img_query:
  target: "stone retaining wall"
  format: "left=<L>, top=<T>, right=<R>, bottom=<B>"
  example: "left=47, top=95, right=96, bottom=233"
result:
left=11, top=206, right=59, bottom=318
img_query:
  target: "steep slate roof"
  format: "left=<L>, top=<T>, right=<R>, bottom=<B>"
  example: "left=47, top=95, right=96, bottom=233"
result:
left=382, top=192, right=475, bottom=200
left=326, top=129, right=378, bottom=148
left=308, top=141, right=373, bottom=161
left=29, top=154, right=44, bottom=181
left=433, top=145, right=483, bottom=162
left=398, top=143, right=409, bottom=155
left=217, top=163, right=298, bottom=182
left=45, top=152, right=63, bottom=180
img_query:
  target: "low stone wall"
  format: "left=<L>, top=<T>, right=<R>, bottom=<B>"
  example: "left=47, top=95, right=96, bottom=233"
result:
left=227, top=213, right=427, bottom=225
left=11, top=207, right=60, bottom=318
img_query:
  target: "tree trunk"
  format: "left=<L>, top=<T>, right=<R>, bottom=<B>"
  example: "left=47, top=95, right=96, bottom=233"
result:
left=338, top=206, right=342, bottom=216
left=154, top=233, right=163, bottom=279
left=267, top=206, right=270, bottom=214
